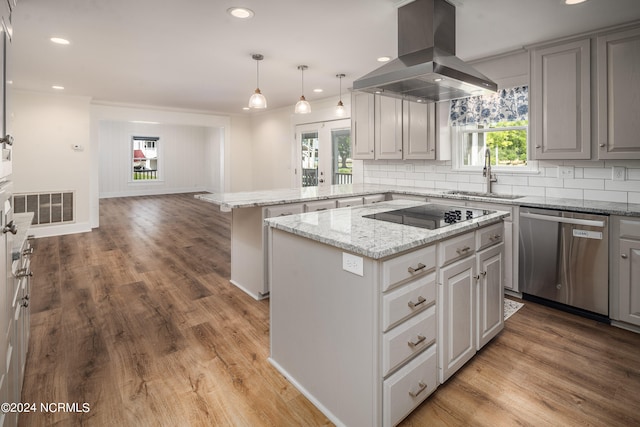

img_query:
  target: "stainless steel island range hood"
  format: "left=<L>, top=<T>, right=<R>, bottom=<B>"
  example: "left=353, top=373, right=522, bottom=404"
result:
left=353, top=0, right=497, bottom=102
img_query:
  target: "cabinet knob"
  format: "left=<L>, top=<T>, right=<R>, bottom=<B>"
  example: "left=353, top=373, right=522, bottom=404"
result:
left=621, top=253, right=628, bottom=259
left=535, top=145, right=541, bottom=149
left=599, top=143, right=606, bottom=148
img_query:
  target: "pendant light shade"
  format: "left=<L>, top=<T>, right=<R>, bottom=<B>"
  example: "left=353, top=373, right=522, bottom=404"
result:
left=335, top=73, right=346, bottom=117
left=295, top=65, right=311, bottom=114
left=248, top=54, right=267, bottom=109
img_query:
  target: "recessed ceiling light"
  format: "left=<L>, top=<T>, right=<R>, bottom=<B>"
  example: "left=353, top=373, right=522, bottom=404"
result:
left=52, top=85, right=65, bottom=90
left=377, top=56, right=391, bottom=62
left=313, top=88, right=323, bottom=93
left=129, top=120, right=160, bottom=124
left=50, top=37, right=70, bottom=45
left=565, top=0, right=587, bottom=4
left=227, top=7, right=254, bottom=19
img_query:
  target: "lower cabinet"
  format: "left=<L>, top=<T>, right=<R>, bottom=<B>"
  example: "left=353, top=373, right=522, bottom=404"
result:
left=1, top=224, right=33, bottom=427
left=438, top=230, right=504, bottom=383
left=611, top=216, right=640, bottom=327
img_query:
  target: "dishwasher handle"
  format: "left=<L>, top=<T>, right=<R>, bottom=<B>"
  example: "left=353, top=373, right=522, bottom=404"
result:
left=520, top=212, right=605, bottom=228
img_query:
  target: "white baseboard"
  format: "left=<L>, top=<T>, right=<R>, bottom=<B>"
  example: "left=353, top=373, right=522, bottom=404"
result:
left=267, top=357, right=346, bottom=427
left=99, top=187, right=206, bottom=199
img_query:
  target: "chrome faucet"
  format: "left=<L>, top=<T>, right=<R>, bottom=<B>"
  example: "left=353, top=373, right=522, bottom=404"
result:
left=483, top=148, right=497, bottom=194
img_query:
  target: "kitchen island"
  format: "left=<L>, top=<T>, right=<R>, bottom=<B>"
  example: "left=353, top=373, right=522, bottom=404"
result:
left=265, top=200, right=510, bottom=427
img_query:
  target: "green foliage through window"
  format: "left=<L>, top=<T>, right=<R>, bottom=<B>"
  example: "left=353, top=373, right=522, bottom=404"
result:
left=461, top=120, right=528, bottom=168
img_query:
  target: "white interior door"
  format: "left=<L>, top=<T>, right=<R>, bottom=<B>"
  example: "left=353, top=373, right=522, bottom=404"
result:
left=296, top=119, right=351, bottom=188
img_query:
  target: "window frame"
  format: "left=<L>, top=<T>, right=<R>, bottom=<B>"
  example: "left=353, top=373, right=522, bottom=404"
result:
left=452, top=121, right=538, bottom=174
left=130, top=135, right=163, bottom=183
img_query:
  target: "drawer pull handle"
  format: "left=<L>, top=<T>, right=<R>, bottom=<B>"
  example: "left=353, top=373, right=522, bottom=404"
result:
left=279, top=212, right=292, bottom=216
left=408, top=334, right=426, bottom=348
left=409, top=381, right=428, bottom=398
left=407, top=296, right=427, bottom=309
left=456, top=246, right=471, bottom=255
left=621, top=253, right=628, bottom=259
left=489, top=234, right=501, bottom=241
left=315, top=208, right=328, bottom=211
left=407, top=263, right=426, bottom=274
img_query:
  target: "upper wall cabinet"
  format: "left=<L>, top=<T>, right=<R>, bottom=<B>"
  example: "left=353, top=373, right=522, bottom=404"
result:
left=351, top=91, right=375, bottom=160
left=375, top=95, right=403, bottom=159
left=596, top=26, right=640, bottom=160
left=403, top=101, right=436, bottom=160
left=351, top=92, right=439, bottom=161
left=530, top=38, right=591, bottom=160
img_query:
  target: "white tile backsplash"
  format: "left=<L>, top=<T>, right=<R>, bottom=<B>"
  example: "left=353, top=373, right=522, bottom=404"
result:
left=363, top=159, right=640, bottom=204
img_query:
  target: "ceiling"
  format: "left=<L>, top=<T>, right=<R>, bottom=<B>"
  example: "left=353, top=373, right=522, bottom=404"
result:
left=9, top=0, right=640, bottom=115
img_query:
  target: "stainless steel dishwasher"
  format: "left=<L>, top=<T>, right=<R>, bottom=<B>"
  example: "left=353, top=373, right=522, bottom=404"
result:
left=519, top=207, right=609, bottom=319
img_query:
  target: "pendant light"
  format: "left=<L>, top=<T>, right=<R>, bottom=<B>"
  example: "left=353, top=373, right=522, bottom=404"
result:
left=248, top=54, right=267, bottom=109
left=294, top=65, right=311, bottom=114
left=335, top=73, right=346, bottom=117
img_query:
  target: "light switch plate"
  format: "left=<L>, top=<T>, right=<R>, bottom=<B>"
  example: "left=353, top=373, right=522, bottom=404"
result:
left=612, top=166, right=626, bottom=181
left=343, top=252, right=364, bottom=276
left=558, top=166, right=574, bottom=179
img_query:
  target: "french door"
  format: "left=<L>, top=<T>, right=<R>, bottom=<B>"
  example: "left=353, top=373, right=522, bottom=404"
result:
left=296, top=119, right=351, bottom=188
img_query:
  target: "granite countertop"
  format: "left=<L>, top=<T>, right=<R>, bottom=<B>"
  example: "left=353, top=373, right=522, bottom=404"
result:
left=195, top=184, right=392, bottom=212
left=196, top=184, right=640, bottom=218
left=265, top=200, right=510, bottom=259
left=12, top=212, right=34, bottom=261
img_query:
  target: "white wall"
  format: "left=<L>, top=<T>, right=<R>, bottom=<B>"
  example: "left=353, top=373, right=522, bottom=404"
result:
left=229, top=115, right=254, bottom=192
left=11, top=90, right=92, bottom=236
left=247, top=96, right=358, bottom=190
left=98, top=120, right=210, bottom=198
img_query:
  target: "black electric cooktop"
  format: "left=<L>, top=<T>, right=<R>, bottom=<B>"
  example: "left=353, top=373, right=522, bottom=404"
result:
left=363, top=204, right=495, bottom=230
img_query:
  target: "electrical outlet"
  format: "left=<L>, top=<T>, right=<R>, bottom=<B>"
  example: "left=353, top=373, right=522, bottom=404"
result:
left=403, top=163, right=414, bottom=173
left=558, top=166, right=574, bottom=179
left=612, top=166, right=626, bottom=181
left=343, top=252, right=364, bottom=276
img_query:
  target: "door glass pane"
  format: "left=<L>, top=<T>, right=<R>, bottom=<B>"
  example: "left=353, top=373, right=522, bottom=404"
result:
left=332, top=128, right=352, bottom=185
left=301, top=131, right=318, bottom=187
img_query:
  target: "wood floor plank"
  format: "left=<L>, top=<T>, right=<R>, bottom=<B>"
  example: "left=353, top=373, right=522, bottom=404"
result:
left=18, top=193, right=640, bottom=426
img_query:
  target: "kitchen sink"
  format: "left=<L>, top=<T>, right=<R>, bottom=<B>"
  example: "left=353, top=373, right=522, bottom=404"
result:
left=445, top=191, right=525, bottom=200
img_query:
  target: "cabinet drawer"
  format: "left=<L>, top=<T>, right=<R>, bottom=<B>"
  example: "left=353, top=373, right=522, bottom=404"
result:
left=619, top=218, right=640, bottom=240
left=336, top=197, right=364, bottom=208
left=383, top=344, right=437, bottom=427
left=382, top=273, right=436, bottom=332
left=264, top=204, right=303, bottom=218
left=438, top=232, right=475, bottom=266
left=382, top=305, right=436, bottom=377
left=363, top=194, right=387, bottom=204
left=303, top=199, right=337, bottom=212
left=382, top=245, right=436, bottom=291
left=476, top=222, right=504, bottom=251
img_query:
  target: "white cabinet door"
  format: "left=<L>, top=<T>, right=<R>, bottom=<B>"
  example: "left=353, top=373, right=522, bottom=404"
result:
left=438, top=256, right=476, bottom=383
left=596, top=26, right=640, bottom=159
left=351, top=91, right=375, bottom=160
left=375, top=95, right=403, bottom=159
left=530, top=38, right=591, bottom=160
left=476, top=243, right=504, bottom=349
left=403, top=101, right=435, bottom=160
left=619, top=239, right=640, bottom=326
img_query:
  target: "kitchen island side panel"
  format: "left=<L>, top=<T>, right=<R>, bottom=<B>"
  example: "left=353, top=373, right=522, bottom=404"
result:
left=230, top=206, right=266, bottom=299
left=269, top=228, right=380, bottom=427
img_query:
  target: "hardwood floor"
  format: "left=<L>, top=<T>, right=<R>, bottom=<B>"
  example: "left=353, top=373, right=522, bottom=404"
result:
left=19, top=193, right=640, bottom=426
